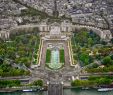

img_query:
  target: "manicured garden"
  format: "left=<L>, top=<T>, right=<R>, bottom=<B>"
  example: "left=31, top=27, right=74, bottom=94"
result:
left=0, top=33, right=40, bottom=77
left=71, top=28, right=113, bottom=73
left=46, top=49, right=51, bottom=63
left=46, top=48, right=65, bottom=70
left=60, top=49, right=65, bottom=63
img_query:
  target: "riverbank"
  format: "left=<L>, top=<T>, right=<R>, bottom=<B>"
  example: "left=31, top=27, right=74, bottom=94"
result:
left=0, top=88, right=17, bottom=93
left=0, top=86, right=112, bottom=93
left=0, top=86, right=47, bottom=93
left=1, top=88, right=113, bottom=95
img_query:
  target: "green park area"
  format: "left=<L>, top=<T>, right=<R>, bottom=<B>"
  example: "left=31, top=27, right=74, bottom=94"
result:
left=46, top=49, right=51, bottom=63
left=71, top=76, right=113, bottom=87
left=0, top=80, right=21, bottom=88
left=60, top=49, right=65, bottom=63
left=71, top=28, right=113, bottom=73
left=0, top=79, right=43, bottom=88
left=0, top=34, right=40, bottom=77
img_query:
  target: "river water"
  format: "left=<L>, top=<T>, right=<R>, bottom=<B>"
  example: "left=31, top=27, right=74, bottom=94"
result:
left=0, top=88, right=113, bottom=95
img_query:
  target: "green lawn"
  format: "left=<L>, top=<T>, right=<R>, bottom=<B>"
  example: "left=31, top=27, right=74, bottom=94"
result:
left=60, top=49, right=65, bottom=63
left=46, top=49, right=51, bottom=63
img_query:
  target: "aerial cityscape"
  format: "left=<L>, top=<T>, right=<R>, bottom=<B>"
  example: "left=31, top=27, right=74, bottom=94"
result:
left=0, top=0, right=113, bottom=95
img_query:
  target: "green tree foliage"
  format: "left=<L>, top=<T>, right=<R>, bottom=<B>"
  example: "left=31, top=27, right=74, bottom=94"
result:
left=102, top=56, right=112, bottom=66
left=86, top=65, right=113, bottom=73
left=0, top=80, right=21, bottom=88
left=71, top=76, right=113, bottom=87
left=0, top=63, right=30, bottom=77
left=79, top=53, right=93, bottom=66
left=0, top=34, right=40, bottom=69
left=96, top=78, right=112, bottom=85
left=33, top=80, right=43, bottom=87
left=73, top=28, right=100, bottom=47
left=71, top=80, right=92, bottom=87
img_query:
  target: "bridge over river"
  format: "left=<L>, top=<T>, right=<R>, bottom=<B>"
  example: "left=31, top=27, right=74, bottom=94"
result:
left=47, top=82, right=63, bottom=95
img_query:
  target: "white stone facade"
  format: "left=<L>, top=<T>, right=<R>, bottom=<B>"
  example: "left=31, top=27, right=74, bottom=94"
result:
left=0, top=21, right=112, bottom=41
left=39, top=21, right=112, bottom=41
left=39, top=21, right=72, bottom=32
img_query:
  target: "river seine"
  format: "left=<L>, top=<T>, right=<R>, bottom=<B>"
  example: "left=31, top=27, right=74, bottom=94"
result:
left=0, top=88, right=113, bottom=95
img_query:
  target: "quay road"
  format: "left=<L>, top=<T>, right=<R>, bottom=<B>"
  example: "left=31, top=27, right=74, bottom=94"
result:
left=80, top=72, right=113, bottom=77
left=0, top=76, right=30, bottom=84
left=0, top=72, right=113, bottom=82
left=0, top=76, right=30, bottom=80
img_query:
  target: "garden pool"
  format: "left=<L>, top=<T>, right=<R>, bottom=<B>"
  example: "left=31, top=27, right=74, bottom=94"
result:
left=51, top=49, right=59, bottom=64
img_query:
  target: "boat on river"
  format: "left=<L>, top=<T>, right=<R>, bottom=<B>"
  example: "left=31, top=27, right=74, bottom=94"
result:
left=98, top=88, right=113, bottom=92
left=22, top=89, right=37, bottom=92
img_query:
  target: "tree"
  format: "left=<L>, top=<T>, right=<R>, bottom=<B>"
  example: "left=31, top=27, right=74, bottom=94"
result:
left=71, top=80, right=82, bottom=86
left=79, top=53, right=92, bottom=65
left=97, top=78, right=112, bottom=85
left=33, top=80, right=43, bottom=87
left=0, top=57, right=3, bottom=64
left=0, top=69, right=3, bottom=76
left=102, top=56, right=112, bottom=66
left=111, top=55, right=113, bottom=60
left=0, top=48, right=5, bottom=57
left=91, top=63, right=98, bottom=68
left=88, top=38, right=93, bottom=46
left=75, top=32, right=88, bottom=45
left=71, top=80, right=91, bottom=87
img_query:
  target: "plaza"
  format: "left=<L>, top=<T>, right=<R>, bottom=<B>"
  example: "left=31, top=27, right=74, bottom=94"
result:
left=0, top=0, right=113, bottom=94
left=38, top=22, right=72, bottom=69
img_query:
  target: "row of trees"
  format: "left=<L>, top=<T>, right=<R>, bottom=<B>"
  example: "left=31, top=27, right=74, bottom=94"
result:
left=0, top=79, right=43, bottom=88
left=86, top=65, right=113, bottom=73
left=0, top=80, right=21, bottom=88
left=71, top=76, right=113, bottom=87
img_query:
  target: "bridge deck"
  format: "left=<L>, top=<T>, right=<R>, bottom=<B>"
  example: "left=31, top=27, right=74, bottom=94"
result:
left=48, top=83, right=63, bottom=95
